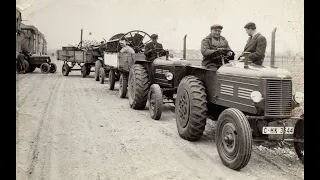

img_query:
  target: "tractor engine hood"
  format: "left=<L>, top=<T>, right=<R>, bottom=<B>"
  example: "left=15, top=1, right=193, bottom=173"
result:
left=153, top=56, right=191, bottom=66
left=217, top=61, right=292, bottom=79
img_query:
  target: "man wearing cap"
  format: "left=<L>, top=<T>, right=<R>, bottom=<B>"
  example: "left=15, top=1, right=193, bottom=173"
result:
left=144, top=34, right=164, bottom=60
left=201, top=24, right=233, bottom=70
left=239, top=22, right=267, bottom=65
left=119, top=39, right=135, bottom=54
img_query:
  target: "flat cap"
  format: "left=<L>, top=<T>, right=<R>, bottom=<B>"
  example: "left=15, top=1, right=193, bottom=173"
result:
left=211, top=24, right=223, bottom=30
left=244, top=22, right=256, bottom=29
left=150, top=34, right=158, bottom=39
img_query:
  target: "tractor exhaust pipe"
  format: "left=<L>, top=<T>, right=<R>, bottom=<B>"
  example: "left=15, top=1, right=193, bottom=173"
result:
left=80, top=29, right=83, bottom=49
left=183, top=35, right=187, bottom=60
left=270, top=27, right=277, bottom=67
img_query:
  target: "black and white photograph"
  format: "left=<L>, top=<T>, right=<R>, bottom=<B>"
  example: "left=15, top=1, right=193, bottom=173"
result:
left=16, top=0, right=304, bottom=179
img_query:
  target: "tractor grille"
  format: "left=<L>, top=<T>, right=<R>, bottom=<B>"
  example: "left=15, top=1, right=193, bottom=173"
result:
left=265, top=79, right=292, bottom=117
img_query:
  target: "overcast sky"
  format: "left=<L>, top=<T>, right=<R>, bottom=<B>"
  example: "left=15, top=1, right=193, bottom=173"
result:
left=17, top=0, right=303, bottom=54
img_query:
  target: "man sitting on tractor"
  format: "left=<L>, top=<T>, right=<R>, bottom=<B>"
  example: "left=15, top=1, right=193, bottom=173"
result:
left=119, top=40, right=135, bottom=54
left=201, top=24, right=234, bottom=70
left=144, top=34, right=165, bottom=61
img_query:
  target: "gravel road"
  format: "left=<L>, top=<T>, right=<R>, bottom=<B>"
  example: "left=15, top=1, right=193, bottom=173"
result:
left=16, top=59, right=304, bottom=180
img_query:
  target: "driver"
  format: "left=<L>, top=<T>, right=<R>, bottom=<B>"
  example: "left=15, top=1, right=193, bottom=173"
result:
left=119, top=40, right=135, bottom=54
left=144, top=34, right=164, bottom=60
left=201, top=24, right=233, bottom=70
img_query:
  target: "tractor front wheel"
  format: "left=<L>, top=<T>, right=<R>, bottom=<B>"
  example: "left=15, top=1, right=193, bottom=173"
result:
left=40, top=63, right=50, bottom=74
left=215, top=108, right=252, bottom=170
left=148, top=84, right=163, bottom=120
left=128, top=64, right=149, bottom=110
left=175, top=76, right=207, bottom=141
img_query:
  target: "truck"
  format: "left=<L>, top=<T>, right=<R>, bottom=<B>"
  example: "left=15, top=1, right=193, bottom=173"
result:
left=126, top=28, right=304, bottom=170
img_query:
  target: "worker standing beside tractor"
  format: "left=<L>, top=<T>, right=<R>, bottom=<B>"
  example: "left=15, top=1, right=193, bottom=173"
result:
left=201, top=24, right=234, bottom=70
left=239, top=22, right=267, bottom=65
left=119, top=40, right=135, bottom=54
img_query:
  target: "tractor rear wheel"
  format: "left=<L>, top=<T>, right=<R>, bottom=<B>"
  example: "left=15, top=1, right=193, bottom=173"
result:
left=294, top=115, right=304, bottom=164
left=128, top=64, right=149, bottom=110
left=81, top=65, right=87, bottom=78
left=216, top=108, right=252, bottom=170
left=62, top=64, right=70, bottom=76
left=40, top=63, right=50, bottom=74
left=148, top=84, right=163, bottom=120
left=99, top=67, right=105, bottom=84
left=175, top=76, right=207, bottom=141
left=108, top=69, right=116, bottom=90
left=119, top=73, right=128, bottom=98
left=50, top=63, right=57, bottom=73
left=95, top=61, right=102, bottom=81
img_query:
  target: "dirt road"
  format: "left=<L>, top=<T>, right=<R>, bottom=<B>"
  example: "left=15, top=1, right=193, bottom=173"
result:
left=16, top=60, right=304, bottom=180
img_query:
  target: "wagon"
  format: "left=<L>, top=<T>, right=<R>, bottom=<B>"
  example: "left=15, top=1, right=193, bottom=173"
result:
left=94, top=30, right=152, bottom=98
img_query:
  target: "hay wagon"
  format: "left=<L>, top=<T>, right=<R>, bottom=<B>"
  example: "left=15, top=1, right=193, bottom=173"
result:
left=94, top=30, right=152, bottom=98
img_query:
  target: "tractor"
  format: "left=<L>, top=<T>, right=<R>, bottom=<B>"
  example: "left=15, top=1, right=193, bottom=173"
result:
left=16, top=52, right=57, bottom=74
left=127, top=28, right=304, bottom=170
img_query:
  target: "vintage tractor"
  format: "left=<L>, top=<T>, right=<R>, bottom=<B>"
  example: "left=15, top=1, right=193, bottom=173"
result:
left=16, top=53, right=57, bottom=74
left=127, top=28, right=304, bottom=170
left=94, top=30, right=152, bottom=98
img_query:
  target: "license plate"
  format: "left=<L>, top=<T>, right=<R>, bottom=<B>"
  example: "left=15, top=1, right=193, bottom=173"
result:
left=262, top=127, right=294, bottom=134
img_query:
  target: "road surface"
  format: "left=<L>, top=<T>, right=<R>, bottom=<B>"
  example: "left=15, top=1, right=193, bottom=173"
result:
left=16, top=59, right=304, bottom=180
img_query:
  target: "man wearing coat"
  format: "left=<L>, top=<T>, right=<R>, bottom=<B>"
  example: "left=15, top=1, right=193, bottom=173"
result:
left=239, top=22, right=267, bottom=65
left=144, top=34, right=164, bottom=61
left=201, top=24, right=234, bottom=70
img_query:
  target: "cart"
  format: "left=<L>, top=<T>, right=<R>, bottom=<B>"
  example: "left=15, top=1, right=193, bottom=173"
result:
left=95, top=30, right=152, bottom=98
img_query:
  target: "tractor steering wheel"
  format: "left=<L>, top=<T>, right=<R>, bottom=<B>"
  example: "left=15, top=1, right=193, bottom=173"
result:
left=147, top=48, right=167, bottom=57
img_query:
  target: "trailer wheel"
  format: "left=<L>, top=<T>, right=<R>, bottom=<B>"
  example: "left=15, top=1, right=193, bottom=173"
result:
left=95, top=61, right=102, bottom=81
left=175, top=76, right=207, bottom=141
left=24, top=60, right=30, bottom=73
left=119, top=73, right=128, bottom=98
left=40, top=63, right=50, bottom=74
left=99, top=67, right=105, bottom=84
left=50, top=63, right=57, bottom=73
left=62, top=64, right=70, bottom=76
left=148, top=84, right=163, bottom=120
left=81, top=65, right=87, bottom=78
left=108, top=69, right=116, bottom=90
left=86, top=66, right=91, bottom=75
left=216, top=108, right=252, bottom=170
left=294, top=115, right=304, bottom=164
left=128, top=64, right=149, bottom=110
left=28, top=65, right=36, bottom=73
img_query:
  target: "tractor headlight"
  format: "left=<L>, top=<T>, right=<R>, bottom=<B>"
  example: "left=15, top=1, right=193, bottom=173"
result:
left=293, top=91, right=304, bottom=104
left=250, top=91, right=263, bottom=103
left=165, top=72, right=173, bottom=80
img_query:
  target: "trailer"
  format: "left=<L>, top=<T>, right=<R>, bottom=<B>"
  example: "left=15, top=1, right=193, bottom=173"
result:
left=56, top=29, right=102, bottom=77
left=95, top=30, right=152, bottom=98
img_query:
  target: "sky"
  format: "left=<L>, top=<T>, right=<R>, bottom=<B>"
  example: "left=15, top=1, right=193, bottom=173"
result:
left=17, top=0, right=304, bottom=54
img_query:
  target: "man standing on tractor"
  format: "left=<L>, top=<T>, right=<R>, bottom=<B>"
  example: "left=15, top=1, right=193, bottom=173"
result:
left=119, top=40, right=135, bottom=54
left=238, top=22, right=267, bottom=65
left=201, top=24, right=234, bottom=70
left=144, top=34, right=164, bottom=61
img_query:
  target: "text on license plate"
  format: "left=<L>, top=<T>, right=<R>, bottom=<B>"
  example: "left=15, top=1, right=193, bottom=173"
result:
left=262, top=127, right=294, bottom=134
